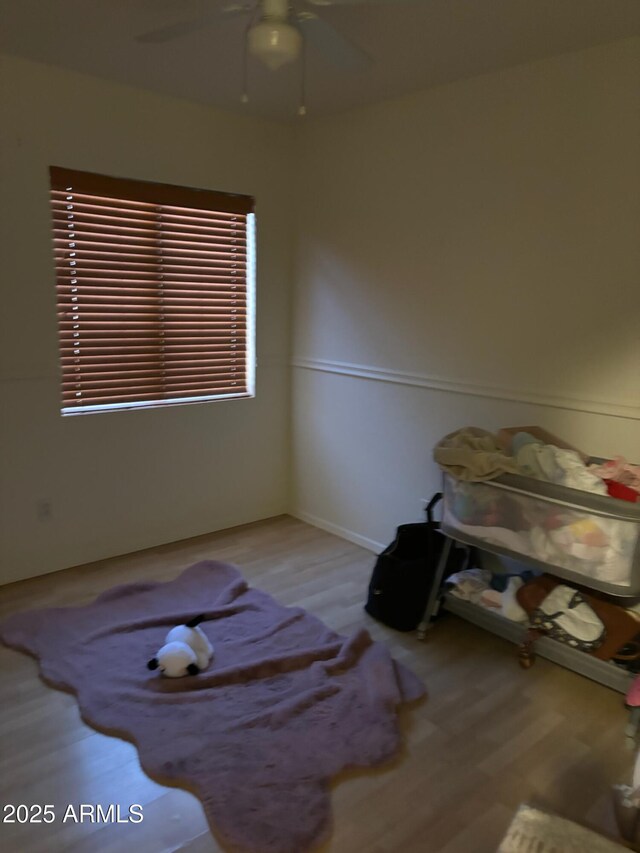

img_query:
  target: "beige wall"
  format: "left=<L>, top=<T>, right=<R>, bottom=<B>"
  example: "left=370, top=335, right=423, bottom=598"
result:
left=0, top=55, right=295, bottom=583
left=292, top=38, right=640, bottom=551
left=2, top=39, right=638, bottom=582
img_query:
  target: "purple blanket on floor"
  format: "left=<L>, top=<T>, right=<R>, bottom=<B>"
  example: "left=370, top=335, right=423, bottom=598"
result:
left=0, top=561, right=424, bottom=852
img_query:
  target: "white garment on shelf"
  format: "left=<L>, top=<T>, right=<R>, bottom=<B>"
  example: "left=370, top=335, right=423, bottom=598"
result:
left=446, top=568, right=491, bottom=603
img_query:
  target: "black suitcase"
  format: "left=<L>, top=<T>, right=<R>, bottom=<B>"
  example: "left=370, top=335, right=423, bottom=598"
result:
left=365, top=493, right=466, bottom=631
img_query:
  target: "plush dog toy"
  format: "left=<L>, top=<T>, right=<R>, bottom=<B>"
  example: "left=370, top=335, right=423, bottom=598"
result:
left=147, top=615, right=213, bottom=677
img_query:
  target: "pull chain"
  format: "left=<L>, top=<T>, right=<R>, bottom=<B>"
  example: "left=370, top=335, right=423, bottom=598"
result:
left=241, top=20, right=250, bottom=104
left=298, top=34, right=306, bottom=116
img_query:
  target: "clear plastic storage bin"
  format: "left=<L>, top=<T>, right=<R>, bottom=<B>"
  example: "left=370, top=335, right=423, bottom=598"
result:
left=442, top=470, right=640, bottom=597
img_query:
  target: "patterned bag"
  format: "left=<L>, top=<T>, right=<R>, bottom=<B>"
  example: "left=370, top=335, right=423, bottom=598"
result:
left=531, top=585, right=606, bottom=652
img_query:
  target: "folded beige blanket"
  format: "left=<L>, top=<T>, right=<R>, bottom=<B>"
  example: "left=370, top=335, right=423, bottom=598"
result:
left=433, top=427, right=519, bottom=481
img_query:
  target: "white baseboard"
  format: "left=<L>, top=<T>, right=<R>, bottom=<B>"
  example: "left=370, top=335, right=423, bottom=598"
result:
left=291, top=508, right=384, bottom=554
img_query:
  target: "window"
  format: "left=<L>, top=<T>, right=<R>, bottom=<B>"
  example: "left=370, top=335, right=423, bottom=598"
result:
left=49, top=166, right=255, bottom=414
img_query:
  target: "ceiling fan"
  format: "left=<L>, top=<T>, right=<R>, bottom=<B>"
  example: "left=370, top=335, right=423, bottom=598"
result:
left=135, top=0, right=402, bottom=75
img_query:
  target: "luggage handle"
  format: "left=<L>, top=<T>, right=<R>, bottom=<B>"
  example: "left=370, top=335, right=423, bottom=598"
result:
left=425, top=492, right=443, bottom=525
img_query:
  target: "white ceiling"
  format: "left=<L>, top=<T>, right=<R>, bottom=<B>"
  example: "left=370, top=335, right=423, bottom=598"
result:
left=0, top=0, right=638, bottom=122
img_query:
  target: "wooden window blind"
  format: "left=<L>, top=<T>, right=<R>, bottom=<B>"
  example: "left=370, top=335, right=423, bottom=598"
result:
left=49, top=166, right=255, bottom=414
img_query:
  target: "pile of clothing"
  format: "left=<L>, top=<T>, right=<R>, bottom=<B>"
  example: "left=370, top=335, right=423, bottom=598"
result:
left=434, top=427, right=640, bottom=588
left=434, top=426, right=640, bottom=502
left=446, top=567, right=534, bottom=623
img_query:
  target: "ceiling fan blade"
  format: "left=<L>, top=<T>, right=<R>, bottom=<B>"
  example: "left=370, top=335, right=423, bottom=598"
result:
left=135, top=4, right=253, bottom=45
left=306, top=0, right=414, bottom=6
left=296, top=12, right=371, bottom=72
left=135, top=16, right=217, bottom=44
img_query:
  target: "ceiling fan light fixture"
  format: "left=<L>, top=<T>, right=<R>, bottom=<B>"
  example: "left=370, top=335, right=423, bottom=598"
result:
left=248, top=20, right=302, bottom=71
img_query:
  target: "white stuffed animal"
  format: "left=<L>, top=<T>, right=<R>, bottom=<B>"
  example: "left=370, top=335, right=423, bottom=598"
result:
left=147, top=615, right=213, bottom=677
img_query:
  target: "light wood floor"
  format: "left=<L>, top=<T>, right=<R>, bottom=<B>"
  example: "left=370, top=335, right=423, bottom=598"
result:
left=0, top=515, right=634, bottom=853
